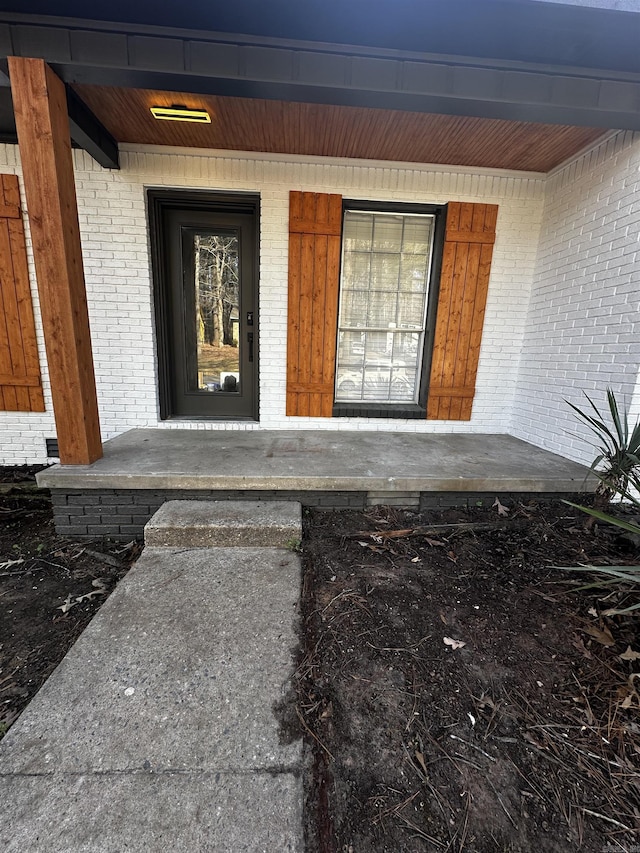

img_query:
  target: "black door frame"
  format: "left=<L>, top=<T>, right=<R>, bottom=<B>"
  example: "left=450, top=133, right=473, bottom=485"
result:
left=148, top=189, right=260, bottom=421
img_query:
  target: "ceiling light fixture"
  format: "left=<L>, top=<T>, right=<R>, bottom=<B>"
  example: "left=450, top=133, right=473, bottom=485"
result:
left=150, top=105, right=211, bottom=123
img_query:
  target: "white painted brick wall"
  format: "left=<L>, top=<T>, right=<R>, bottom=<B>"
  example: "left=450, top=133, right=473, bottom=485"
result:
left=511, top=130, right=640, bottom=467
left=0, top=143, right=546, bottom=462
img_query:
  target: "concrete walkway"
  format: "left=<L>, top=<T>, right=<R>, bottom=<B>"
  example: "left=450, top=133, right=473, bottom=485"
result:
left=0, top=502, right=304, bottom=852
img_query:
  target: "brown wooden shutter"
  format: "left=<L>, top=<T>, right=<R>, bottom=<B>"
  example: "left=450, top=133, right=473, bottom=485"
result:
left=426, top=201, right=498, bottom=421
left=286, top=191, right=342, bottom=417
left=0, top=174, right=44, bottom=412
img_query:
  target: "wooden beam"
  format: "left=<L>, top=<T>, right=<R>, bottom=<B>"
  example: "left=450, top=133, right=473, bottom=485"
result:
left=65, top=85, right=120, bottom=170
left=8, top=57, right=102, bottom=465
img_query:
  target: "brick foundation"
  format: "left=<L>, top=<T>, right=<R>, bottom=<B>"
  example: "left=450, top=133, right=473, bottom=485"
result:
left=50, top=489, right=368, bottom=540
left=49, top=488, right=584, bottom=541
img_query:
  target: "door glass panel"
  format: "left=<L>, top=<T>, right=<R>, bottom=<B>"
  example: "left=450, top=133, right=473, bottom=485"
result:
left=190, top=231, right=240, bottom=394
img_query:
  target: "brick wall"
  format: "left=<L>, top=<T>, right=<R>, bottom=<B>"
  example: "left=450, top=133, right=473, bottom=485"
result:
left=0, top=144, right=545, bottom=463
left=50, top=489, right=368, bottom=540
left=511, top=131, right=640, bottom=466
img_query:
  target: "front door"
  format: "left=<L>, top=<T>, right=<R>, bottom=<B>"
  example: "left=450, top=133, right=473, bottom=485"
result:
left=151, top=193, right=259, bottom=420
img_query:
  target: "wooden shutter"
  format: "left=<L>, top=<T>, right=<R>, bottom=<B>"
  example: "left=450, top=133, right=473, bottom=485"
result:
left=286, top=191, right=342, bottom=417
left=426, top=201, right=498, bottom=421
left=0, top=174, right=44, bottom=412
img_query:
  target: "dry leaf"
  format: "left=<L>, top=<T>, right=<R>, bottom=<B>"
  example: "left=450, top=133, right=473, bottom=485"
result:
left=378, top=529, right=413, bottom=539
left=570, top=634, right=593, bottom=659
left=357, top=541, right=385, bottom=553
left=584, top=624, right=615, bottom=647
left=621, top=694, right=634, bottom=709
left=424, top=537, right=446, bottom=548
left=492, top=497, right=510, bottom=516
left=587, top=607, right=598, bottom=618
left=320, top=701, right=333, bottom=720
left=75, top=579, right=107, bottom=604
left=57, top=594, right=75, bottom=614
left=355, top=528, right=413, bottom=540
left=57, top=580, right=107, bottom=614
left=0, top=558, right=24, bottom=571
left=443, top=636, right=466, bottom=650
left=415, top=750, right=428, bottom=776
left=620, top=646, right=640, bottom=662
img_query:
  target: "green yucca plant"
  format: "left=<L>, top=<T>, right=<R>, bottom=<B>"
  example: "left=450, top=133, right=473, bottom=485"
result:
left=562, top=389, right=640, bottom=615
left=567, top=388, right=640, bottom=504
left=562, top=486, right=640, bottom=614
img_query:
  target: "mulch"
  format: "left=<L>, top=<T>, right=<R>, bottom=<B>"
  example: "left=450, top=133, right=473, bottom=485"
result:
left=0, top=468, right=139, bottom=736
left=296, top=500, right=640, bottom=852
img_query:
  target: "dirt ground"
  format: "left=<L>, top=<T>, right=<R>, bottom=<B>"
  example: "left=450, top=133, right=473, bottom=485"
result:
left=0, top=467, right=139, bottom=737
left=1, top=472, right=639, bottom=852
left=297, top=501, right=640, bottom=853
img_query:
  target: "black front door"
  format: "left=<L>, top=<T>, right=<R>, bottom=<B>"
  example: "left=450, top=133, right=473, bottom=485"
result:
left=151, top=193, right=259, bottom=420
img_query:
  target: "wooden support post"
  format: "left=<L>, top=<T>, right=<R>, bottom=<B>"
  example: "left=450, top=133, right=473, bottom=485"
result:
left=8, top=57, right=102, bottom=464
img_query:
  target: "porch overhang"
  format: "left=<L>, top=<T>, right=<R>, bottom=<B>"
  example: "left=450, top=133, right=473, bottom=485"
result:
left=0, top=1, right=638, bottom=171
left=0, top=4, right=639, bottom=128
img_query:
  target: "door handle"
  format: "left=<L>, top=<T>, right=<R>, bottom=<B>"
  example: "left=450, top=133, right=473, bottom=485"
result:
left=248, top=332, right=254, bottom=362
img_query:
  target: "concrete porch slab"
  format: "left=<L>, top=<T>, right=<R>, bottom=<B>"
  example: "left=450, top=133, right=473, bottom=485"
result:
left=37, top=429, right=592, bottom=494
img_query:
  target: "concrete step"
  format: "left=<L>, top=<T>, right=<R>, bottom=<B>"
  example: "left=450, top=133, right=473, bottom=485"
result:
left=144, top=499, right=302, bottom=548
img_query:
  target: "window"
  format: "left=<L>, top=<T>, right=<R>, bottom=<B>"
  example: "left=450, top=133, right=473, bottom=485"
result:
left=334, top=208, right=441, bottom=414
left=286, top=192, right=497, bottom=422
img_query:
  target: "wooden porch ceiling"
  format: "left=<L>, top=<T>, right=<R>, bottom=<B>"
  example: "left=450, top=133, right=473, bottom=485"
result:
left=73, top=84, right=607, bottom=173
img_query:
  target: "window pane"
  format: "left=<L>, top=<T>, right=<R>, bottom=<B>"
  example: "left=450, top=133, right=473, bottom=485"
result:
left=402, top=218, right=433, bottom=253
left=341, top=290, right=369, bottom=327
left=372, top=216, right=403, bottom=251
left=390, top=365, right=418, bottom=401
left=341, top=252, right=371, bottom=291
left=336, top=331, right=365, bottom=398
left=337, top=330, right=365, bottom=367
left=370, top=253, right=400, bottom=291
left=367, top=291, right=397, bottom=327
left=336, top=210, right=435, bottom=406
left=362, top=365, right=392, bottom=401
left=397, top=292, right=426, bottom=329
left=399, top=254, right=430, bottom=292
left=394, top=331, right=421, bottom=360
left=364, top=330, right=390, bottom=359
left=343, top=213, right=373, bottom=251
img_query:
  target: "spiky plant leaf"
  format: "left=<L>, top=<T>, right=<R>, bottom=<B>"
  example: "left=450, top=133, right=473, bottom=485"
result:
left=563, top=501, right=640, bottom=536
